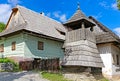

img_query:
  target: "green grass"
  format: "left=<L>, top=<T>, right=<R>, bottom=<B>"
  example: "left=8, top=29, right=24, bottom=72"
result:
left=99, top=78, right=109, bottom=81
left=41, top=72, right=72, bottom=81
left=41, top=72, right=109, bottom=81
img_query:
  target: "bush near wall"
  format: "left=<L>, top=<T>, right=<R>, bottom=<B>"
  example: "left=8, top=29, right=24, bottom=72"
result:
left=0, top=58, right=20, bottom=71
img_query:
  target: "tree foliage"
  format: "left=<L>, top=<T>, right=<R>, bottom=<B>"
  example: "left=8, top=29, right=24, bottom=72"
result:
left=0, top=22, right=6, bottom=32
left=117, top=0, right=120, bottom=10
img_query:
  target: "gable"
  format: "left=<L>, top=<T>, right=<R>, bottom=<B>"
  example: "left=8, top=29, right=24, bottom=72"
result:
left=92, top=25, right=106, bottom=35
left=89, top=17, right=107, bottom=35
left=6, top=8, right=25, bottom=30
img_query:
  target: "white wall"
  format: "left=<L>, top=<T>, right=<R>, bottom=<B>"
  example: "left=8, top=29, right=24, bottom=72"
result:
left=98, top=43, right=120, bottom=78
left=97, top=43, right=113, bottom=77
left=111, top=44, right=120, bottom=76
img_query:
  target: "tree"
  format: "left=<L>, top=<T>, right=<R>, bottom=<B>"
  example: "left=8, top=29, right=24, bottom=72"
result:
left=0, top=22, right=6, bottom=32
left=117, top=0, right=120, bottom=10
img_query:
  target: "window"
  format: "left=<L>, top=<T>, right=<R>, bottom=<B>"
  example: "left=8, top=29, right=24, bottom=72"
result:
left=12, top=42, right=16, bottom=51
left=38, top=41, right=44, bottom=50
left=112, top=54, right=115, bottom=65
left=116, top=55, right=119, bottom=65
left=0, top=44, right=4, bottom=52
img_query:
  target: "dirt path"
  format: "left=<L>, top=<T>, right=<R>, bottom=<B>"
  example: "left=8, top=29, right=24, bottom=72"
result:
left=0, top=71, right=49, bottom=81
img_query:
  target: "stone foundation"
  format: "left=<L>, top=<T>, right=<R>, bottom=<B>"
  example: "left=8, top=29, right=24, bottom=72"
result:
left=103, top=74, right=120, bottom=81
left=112, top=75, right=120, bottom=81
left=62, top=66, right=102, bottom=73
left=62, top=66, right=103, bottom=81
left=0, top=63, right=13, bottom=71
left=64, top=72, right=104, bottom=81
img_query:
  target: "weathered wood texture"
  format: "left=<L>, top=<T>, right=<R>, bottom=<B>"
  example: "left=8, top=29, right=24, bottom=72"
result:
left=62, top=28, right=103, bottom=68
left=89, top=16, right=120, bottom=44
left=96, top=32, right=118, bottom=44
left=65, top=28, right=95, bottom=43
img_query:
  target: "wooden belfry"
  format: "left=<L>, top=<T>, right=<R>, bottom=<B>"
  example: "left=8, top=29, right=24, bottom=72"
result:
left=62, top=4, right=103, bottom=71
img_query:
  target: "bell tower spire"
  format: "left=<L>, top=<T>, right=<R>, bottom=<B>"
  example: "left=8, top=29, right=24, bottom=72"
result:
left=77, top=2, right=80, bottom=10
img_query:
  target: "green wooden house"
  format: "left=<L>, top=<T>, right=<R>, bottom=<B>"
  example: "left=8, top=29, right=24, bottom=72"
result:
left=0, top=5, right=66, bottom=62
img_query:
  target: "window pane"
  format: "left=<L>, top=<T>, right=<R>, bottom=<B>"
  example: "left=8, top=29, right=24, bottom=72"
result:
left=0, top=44, right=4, bottom=52
left=116, top=55, right=119, bottom=65
left=38, top=41, right=43, bottom=50
left=12, top=42, right=16, bottom=51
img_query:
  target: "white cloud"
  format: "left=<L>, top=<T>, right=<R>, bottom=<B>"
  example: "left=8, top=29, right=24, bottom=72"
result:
left=53, top=11, right=67, bottom=22
left=99, top=1, right=118, bottom=10
left=99, top=1, right=109, bottom=9
left=8, top=0, right=20, bottom=7
left=46, top=12, right=51, bottom=17
left=53, top=11, right=61, bottom=18
left=111, top=3, right=118, bottom=10
left=59, top=14, right=67, bottom=22
left=114, top=27, right=120, bottom=37
left=92, top=12, right=102, bottom=19
left=0, top=0, right=21, bottom=23
left=0, top=4, right=12, bottom=23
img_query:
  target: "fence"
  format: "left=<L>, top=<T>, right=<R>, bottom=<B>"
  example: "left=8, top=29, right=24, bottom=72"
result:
left=19, top=61, right=33, bottom=70
left=19, top=58, right=60, bottom=71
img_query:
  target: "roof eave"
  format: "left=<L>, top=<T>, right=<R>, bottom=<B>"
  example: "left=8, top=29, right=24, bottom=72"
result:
left=64, top=18, right=96, bottom=27
left=0, top=29, right=65, bottom=42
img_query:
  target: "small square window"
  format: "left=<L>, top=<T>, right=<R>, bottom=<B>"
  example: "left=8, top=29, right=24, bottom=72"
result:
left=38, top=41, right=44, bottom=50
left=0, top=44, right=4, bottom=52
left=12, top=42, right=16, bottom=51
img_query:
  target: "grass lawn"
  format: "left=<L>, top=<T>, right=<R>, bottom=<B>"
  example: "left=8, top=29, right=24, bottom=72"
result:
left=41, top=72, right=109, bottom=81
left=99, top=78, right=109, bottom=81
left=41, top=72, right=72, bottom=81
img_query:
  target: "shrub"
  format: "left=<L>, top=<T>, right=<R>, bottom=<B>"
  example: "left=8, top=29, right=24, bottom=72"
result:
left=0, top=58, right=20, bottom=71
left=0, top=58, right=11, bottom=63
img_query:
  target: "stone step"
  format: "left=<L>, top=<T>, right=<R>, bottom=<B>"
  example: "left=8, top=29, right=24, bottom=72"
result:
left=64, top=73, right=102, bottom=81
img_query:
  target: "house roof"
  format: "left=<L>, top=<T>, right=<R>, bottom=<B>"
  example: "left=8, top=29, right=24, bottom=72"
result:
left=89, top=16, right=120, bottom=44
left=0, top=5, right=66, bottom=41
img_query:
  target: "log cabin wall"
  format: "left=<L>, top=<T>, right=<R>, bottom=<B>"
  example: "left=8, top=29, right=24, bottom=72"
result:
left=62, top=27, right=103, bottom=68
left=65, top=28, right=95, bottom=43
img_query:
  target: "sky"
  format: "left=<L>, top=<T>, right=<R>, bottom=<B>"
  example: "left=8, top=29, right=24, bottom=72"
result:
left=0, top=0, right=120, bottom=36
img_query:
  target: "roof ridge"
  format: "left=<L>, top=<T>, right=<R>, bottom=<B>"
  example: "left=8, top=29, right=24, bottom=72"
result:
left=16, top=5, right=63, bottom=25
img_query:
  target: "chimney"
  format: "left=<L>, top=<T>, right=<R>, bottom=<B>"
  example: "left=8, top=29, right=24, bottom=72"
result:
left=40, top=12, right=45, bottom=16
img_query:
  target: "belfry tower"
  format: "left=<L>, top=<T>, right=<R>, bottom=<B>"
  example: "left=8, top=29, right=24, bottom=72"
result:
left=62, top=4, right=104, bottom=72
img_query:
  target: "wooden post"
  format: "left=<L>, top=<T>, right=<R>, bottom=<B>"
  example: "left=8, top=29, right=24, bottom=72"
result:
left=81, top=22, right=86, bottom=40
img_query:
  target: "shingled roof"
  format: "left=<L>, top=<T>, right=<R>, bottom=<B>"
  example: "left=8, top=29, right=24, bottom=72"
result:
left=89, top=16, right=120, bottom=44
left=0, top=5, right=66, bottom=41
left=65, top=9, right=86, bottom=23
left=64, top=8, right=95, bottom=27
